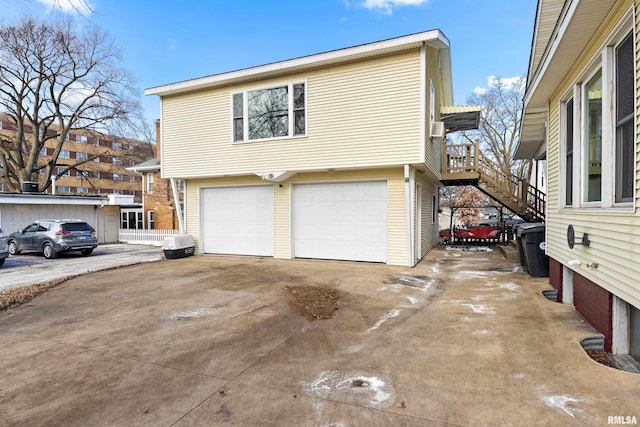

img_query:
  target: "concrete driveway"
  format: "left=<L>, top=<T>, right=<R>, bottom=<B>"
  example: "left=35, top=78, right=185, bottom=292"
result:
left=0, top=248, right=638, bottom=426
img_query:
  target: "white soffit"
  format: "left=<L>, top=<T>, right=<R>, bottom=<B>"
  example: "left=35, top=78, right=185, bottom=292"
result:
left=526, top=0, right=617, bottom=109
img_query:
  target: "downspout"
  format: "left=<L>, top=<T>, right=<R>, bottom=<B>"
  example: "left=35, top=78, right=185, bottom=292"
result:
left=51, top=176, right=57, bottom=195
left=171, top=178, right=185, bottom=234
left=404, top=164, right=415, bottom=266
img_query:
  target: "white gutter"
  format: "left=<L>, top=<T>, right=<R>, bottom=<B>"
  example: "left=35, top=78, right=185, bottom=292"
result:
left=419, top=44, right=427, bottom=163
left=404, top=165, right=415, bottom=266
left=170, top=178, right=185, bottom=234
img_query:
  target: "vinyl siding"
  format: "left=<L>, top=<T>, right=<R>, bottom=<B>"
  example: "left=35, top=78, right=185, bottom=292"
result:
left=184, top=168, right=410, bottom=265
left=424, top=46, right=445, bottom=179
left=161, top=50, right=423, bottom=178
left=545, top=0, right=640, bottom=310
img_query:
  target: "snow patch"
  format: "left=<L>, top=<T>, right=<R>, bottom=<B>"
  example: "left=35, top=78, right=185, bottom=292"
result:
left=367, top=309, right=400, bottom=332
left=169, top=307, right=221, bottom=320
left=308, top=371, right=395, bottom=407
left=542, top=395, right=583, bottom=418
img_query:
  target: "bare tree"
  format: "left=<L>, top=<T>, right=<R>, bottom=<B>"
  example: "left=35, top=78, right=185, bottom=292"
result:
left=458, top=77, right=532, bottom=185
left=0, top=16, right=142, bottom=192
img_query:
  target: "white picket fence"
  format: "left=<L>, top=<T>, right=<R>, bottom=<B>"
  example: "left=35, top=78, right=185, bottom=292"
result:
left=118, top=229, right=180, bottom=246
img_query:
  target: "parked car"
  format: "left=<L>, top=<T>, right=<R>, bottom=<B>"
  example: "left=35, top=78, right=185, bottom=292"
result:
left=0, top=228, right=9, bottom=267
left=8, top=219, right=98, bottom=259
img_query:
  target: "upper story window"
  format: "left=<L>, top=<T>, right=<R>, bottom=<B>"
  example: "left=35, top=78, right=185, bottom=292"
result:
left=77, top=135, right=88, bottom=143
left=113, top=157, right=122, bottom=166
left=94, top=171, right=100, bottom=179
left=112, top=141, right=122, bottom=150
left=93, top=137, right=100, bottom=146
left=60, top=150, right=70, bottom=159
left=233, top=81, right=306, bottom=142
left=76, top=152, right=87, bottom=161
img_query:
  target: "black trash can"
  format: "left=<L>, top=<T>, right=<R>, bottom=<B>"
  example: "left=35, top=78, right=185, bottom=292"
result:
left=514, top=223, right=529, bottom=269
left=520, top=223, right=549, bottom=277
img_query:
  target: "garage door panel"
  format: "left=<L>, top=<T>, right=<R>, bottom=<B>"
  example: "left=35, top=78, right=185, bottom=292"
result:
left=294, top=182, right=387, bottom=263
left=202, top=186, right=273, bottom=256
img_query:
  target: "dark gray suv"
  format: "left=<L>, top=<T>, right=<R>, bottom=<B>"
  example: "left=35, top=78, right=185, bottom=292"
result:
left=8, top=219, right=98, bottom=259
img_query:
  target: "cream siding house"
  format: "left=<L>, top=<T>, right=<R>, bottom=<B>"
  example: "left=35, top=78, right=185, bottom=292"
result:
left=147, top=30, right=474, bottom=267
left=518, top=0, right=640, bottom=360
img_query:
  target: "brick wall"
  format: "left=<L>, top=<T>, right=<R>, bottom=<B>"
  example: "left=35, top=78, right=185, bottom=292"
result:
left=144, top=170, right=178, bottom=230
left=573, top=272, right=613, bottom=351
left=549, top=257, right=563, bottom=301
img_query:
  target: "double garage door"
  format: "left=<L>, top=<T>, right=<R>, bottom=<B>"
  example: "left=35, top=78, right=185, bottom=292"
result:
left=201, top=181, right=387, bottom=262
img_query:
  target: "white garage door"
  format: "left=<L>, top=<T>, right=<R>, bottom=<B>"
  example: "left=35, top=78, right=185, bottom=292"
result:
left=201, top=186, right=274, bottom=256
left=293, top=181, right=387, bottom=262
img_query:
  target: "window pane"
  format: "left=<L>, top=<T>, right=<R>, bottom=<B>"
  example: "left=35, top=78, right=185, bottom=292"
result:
left=616, top=32, right=634, bottom=203
left=294, top=110, right=305, bottom=135
left=584, top=69, right=602, bottom=202
left=234, top=118, right=244, bottom=142
left=248, top=86, right=289, bottom=139
left=565, top=99, right=573, bottom=205
left=293, top=83, right=305, bottom=109
left=233, top=93, right=243, bottom=117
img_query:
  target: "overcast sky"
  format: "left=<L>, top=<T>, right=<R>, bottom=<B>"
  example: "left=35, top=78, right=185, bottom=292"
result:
left=3, top=0, right=537, bottom=123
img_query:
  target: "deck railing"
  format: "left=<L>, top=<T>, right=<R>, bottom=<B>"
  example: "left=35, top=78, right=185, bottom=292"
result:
left=118, top=229, right=180, bottom=246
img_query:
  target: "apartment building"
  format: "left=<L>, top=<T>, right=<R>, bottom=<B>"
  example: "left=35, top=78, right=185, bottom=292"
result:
left=0, top=114, right=154, bottom=201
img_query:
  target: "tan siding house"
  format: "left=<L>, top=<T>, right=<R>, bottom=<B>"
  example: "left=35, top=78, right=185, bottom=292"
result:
left=147, top=30, right=462, bottom=267
left=518, top=0, right=640, bottom=360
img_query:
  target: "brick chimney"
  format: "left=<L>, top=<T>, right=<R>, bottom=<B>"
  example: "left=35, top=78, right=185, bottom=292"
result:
left=155, top=119, right=161, bottom=161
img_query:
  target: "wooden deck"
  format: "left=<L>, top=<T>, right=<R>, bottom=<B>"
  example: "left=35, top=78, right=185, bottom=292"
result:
left=441, top=141, right=545, bottom=222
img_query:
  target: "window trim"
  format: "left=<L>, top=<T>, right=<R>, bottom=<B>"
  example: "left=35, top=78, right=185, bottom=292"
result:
left=231, top=80, right=307, bottom=144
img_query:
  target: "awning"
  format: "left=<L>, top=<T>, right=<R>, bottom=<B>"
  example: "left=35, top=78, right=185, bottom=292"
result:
left=441, top=105, right=481, bottom=132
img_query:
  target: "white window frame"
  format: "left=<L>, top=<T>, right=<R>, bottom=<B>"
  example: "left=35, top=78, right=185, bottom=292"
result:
left=60, top=150, right=70, bottom=159
left=563, top=13, right=634, bottom=211
left=231, top=80, right=307, bottom=143
left=77, top=187, right=88, bottom=194
left=76, top=152, right=87, bottom=161
left=147, top=210, right=155, bottom=230
left=77, top=135, right=88, bottom=144
left=146, top=173, right=154, bottom=193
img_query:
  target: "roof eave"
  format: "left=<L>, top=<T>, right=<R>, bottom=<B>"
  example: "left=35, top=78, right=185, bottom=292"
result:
left=146, top=30, right=450, bottom=97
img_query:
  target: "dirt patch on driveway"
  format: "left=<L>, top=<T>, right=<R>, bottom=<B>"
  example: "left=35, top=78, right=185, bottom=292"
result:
left=285, top=285, right=339, bottom=320
left=0, top=277, right=72, bottom=311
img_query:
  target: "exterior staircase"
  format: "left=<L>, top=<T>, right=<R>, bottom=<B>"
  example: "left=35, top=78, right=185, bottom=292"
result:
left=441, top=141, right=545, bottom=223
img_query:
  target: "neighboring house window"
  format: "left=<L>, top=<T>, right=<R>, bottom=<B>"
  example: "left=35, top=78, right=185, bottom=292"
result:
left=615, top=32, right=634, bottom=203
left=233, top=82, right=306, bottom=142
left=76, top=152, right=87, bottom=161
left=77, top=187, right=88, bottom=194
left=112, top=141, right=122, bottom=149
left=565, top=99, right=574, bottom=206
left=40, top=147, right=47, bottom=156
left=148, top=210, right=155, bottom=230
left=77, top=135, right=87, bottom=143
left=146, top=173, right=154, bottom=193
left=58, top=186, right=70, bottom=193
left=583, top=68, right=602, bottom=203
left=93, top=156, right=100, bottom=163
left=57, top=167, right=70, bottom=177
left=129, top=175, right=136, bottom=183
left=93, top=137, right=100, bottom=146
left=94, top=171, right=100, bottom=179
left=113, top=189, right=123, bottom=195
left=113, top=158, right=122, bottom=166
left=113, top=173, right=122, bottom=182
left=60, top=150, right=70, bottom=159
